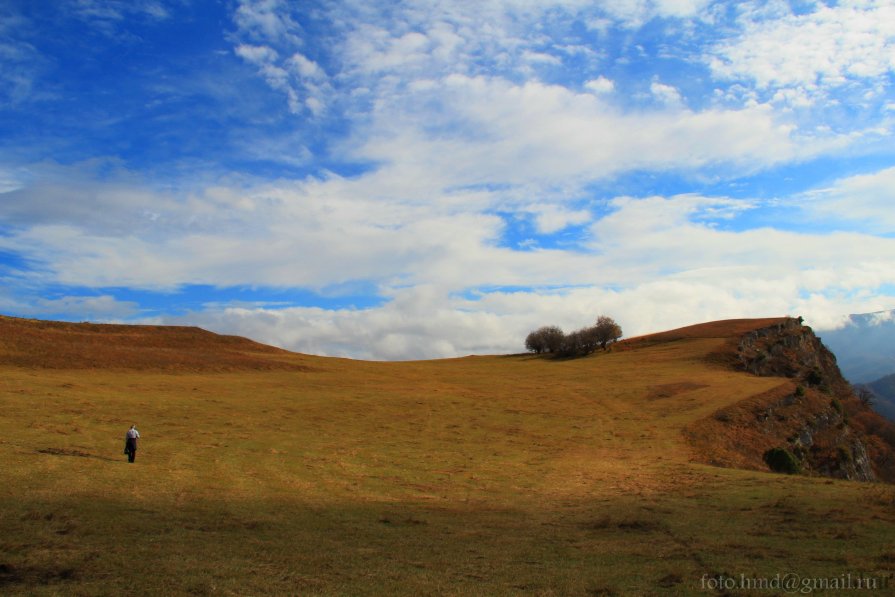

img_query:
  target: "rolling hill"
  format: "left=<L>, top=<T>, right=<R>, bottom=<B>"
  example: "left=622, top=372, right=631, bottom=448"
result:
left=0, top=314, right=310, bottom=371
left=1, top=314, right=894, bottom=595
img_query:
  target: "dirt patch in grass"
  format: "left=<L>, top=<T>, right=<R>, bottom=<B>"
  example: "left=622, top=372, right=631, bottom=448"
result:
left=0, top=562, right=79, bottom=587
left=646, top=382, right=709, bottom=401
left=657, top=572, right=684, bottom=587
left=580, top=516, right=665, bottom=533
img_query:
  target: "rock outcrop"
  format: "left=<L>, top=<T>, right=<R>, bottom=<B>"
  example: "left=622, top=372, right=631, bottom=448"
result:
left=689, top=317, right=895, bottom=483
left=737, top=317, right=841, bottom=384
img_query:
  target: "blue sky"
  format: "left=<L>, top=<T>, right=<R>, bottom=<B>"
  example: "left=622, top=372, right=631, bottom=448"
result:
left=1, top=0, right=894, bottom=359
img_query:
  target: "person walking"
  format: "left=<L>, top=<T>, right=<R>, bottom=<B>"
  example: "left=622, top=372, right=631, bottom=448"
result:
left=124, top=424, right=140, bottom=463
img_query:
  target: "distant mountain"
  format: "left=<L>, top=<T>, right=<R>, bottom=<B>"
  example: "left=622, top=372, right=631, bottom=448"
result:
left=866, top=374, right=895, bottom=421
left=815, top=310, right=895, bottom=384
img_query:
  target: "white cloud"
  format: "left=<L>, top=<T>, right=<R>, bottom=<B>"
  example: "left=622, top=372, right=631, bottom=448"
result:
left=150, top=258, right=895, bottom=360
left=527, top=204, right=592, bottom=234
left=0, top=14, right=44, bottom=106
left=650, top=79, right=683, bottom=107
left=585, top=76, right=615, bottom=94
left=5, top=165, right=894, bottom=359
left=37, top=294, right=140, bottom=319
left=587, top=194, right=895, bottom=282
left=71, top=0, right=171, bottom=23
left=805, top=165, right=895, bottom=233
left=234, top=40, right=329, bottom=115
left=598, top=0, right=712, bottom=27
left=234, top=0, right=303, bottom=46
left=352, top=74, right=815, bottom=190
left=289, top=52, right=324, bottom=79
left=4, top=0, right=895, bottom=360
left=229, top=0, right=720, bottom=117
left=235, top=43, right=279, bottom=65
left=0, top=293, right=141, bottom=321
left=709, top=0, right=895, bottom=106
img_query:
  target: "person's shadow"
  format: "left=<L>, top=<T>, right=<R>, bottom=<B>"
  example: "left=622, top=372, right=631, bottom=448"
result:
left=37, top=447, right=119, bottom=462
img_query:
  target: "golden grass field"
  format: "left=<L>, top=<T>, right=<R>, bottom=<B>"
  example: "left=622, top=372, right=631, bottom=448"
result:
left=1, top=316, right=893, bottom=595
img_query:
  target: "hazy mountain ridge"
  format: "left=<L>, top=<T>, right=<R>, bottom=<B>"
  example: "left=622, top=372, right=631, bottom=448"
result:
left=814, top=309, right=895, bottom=421
left=866, top=374, right=895, bottom=421
left=817, top=310, right=895, bottom=384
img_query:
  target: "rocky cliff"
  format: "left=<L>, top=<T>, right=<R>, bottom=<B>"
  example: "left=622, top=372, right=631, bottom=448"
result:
left=688, top=317, right=895, bottom=483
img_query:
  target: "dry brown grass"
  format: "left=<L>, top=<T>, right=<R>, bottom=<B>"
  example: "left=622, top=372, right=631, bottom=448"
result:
left=1, top=315, right=893, bottom=595
left=0, top=314, right=310, bottom=371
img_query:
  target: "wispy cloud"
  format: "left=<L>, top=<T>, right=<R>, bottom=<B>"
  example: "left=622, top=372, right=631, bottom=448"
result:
left=803, top=165, right=895, bottom=234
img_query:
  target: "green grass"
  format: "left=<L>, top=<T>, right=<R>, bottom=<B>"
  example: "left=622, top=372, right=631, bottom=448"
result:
left=2, top=337, right=894, bottom=595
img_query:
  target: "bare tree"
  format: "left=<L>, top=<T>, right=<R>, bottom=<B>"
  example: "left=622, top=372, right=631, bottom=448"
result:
left=593, top=315, right=623, bottom=350
left=541, top=325, right=565, bottom=354
left=525, top=325, right=564, bottom=354
left=525, top=329, right=546, bottom=354
left=855, top=385, right=876, bottom=407
left=525, top=316, right=621, bottom=358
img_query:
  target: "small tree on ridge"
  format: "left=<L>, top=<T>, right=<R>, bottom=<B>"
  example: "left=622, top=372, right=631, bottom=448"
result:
left=525, top=325, right=564, bottom=354
left=593, top=315, right=623, bottom=350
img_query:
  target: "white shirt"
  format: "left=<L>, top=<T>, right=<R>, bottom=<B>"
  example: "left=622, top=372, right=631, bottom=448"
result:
left=126, top=428, right=140, bottom=439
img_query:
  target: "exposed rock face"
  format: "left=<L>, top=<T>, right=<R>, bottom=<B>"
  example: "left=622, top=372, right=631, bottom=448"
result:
left=737, top=317, right=840, bottom=383
left=785, top=405, right=876, bottom=482
left=690, top=317, right=895, bottom=482
left=735, top=384, right=876, bottom=482
left=738, top=319, right=877, bottom=481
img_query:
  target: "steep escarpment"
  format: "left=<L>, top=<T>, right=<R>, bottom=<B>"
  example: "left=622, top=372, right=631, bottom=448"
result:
left=737, top=317, right=843, bottom=383
left=687, top=317, right=895, bottom=483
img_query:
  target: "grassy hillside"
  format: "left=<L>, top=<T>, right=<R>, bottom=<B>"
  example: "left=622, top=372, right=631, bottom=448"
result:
left=1, top=315, right=893, bottom=595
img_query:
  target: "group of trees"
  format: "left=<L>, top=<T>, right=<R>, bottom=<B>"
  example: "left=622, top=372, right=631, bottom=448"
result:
left=525, top=315, right=623, bottom=358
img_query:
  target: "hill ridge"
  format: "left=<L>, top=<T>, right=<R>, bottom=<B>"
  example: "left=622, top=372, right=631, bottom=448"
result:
left=686, top=317, right=895, bottom=482
left=0, top=314, right=312, bottom=372
left=3, top=313, right=894, bottom=481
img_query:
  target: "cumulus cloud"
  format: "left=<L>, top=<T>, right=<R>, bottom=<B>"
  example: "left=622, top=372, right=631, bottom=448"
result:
left=234, top=44, right=279, bottom=65
left=151, top=261, right=894, bottom=361
left=6, top=164, right=894, bottom=359
left=597, top=0, right=713, bottom=27
left=709, top=0, right=895, bottom=106
left=2, top=0, right=894, bottom=360
left=585, top=76, right=615, bottom=94
left=229, top=0, right=720, bottom=117
left=527, top=204, right=592, bottom=234
left=233, top=0, right=303, bottom=46
left=650, top=80, right=684, bottom=107
left=353, top=74, right=811, bottom=191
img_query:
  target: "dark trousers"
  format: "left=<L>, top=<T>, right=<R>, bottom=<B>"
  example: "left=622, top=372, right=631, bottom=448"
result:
left=125, top=438, right=137, bottom=463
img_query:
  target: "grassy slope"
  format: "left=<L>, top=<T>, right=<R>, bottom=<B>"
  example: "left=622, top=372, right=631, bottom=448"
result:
left=1, top=317, right=893, bottom=595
